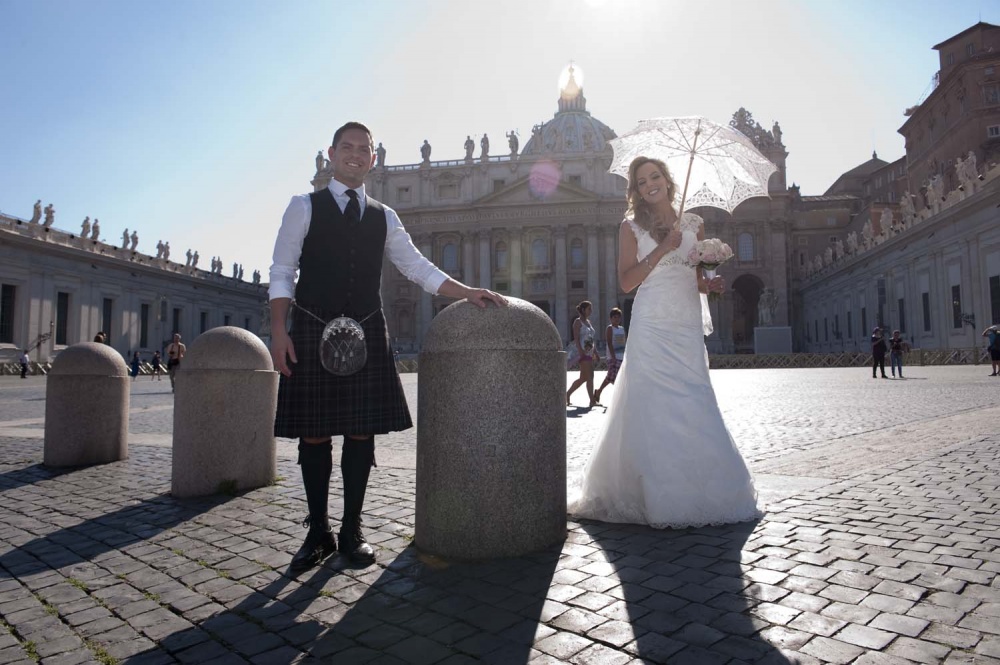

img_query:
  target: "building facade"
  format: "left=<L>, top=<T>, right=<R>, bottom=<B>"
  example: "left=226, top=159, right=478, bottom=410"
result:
left=0, top=214, right=266, bottom=363
left=796, top=22, right=1000, bottom=352
left=313, top=71, right=793, bottom=354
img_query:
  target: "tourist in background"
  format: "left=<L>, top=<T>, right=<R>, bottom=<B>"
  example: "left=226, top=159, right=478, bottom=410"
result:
left=871, top=326, right=888, bottom=378
left=19, top=349, right=29, bottom=379
left=130, top=351, right=141, bottom=381
left=593, top=307, right=626, bottom=404
left=984, top=325, right=1000, bottom=376
left=566, top=300, right=598, bottom=407
left=151, top=351, right=163, bottom=381
left=888, top=330, right=909, bottom=378
left=166, top=333, right=186, bottom=393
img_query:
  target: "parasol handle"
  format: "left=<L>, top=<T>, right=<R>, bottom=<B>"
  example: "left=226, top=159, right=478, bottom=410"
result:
left=676, top=119, right=701, bottom=221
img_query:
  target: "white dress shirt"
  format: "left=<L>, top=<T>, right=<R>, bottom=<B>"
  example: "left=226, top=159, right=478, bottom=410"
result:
left=269, top=178, right=449, bottom=301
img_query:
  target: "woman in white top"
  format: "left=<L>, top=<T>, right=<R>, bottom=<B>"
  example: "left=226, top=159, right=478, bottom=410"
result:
left=566, top=300, right=598, bottom=407
left=569, top=156, right=762, bottom=528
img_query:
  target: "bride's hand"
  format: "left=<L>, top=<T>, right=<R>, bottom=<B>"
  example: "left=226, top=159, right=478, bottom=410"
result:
left=658, top=227, right=682, bottom=253
left=707, top=276, right=726, bottom=294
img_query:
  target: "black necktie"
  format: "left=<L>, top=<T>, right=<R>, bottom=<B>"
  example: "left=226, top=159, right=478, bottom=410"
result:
left=345, top=189, right=361, bottom=223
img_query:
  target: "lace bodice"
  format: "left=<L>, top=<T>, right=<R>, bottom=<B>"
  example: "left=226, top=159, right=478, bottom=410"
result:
left=627, top=212, right=703, bottom=270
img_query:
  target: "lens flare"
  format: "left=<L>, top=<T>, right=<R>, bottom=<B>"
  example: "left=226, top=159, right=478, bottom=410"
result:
left=557, top=62, right=584, bottom=93
left=529, top=160, right=562, bottom=199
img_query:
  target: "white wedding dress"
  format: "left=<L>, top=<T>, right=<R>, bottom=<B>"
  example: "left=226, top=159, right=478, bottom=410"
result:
left=569, top=213, right=763, bottom=528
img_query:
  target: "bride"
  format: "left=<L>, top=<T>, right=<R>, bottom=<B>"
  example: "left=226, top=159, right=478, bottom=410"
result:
left=569, top=156, right=763, bottom=528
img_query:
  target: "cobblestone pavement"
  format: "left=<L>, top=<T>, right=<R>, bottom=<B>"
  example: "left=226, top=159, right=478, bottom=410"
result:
left=0, top=367, right=998, bottom=664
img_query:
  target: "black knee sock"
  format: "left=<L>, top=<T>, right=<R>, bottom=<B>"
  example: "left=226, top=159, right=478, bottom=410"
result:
left=298, top=439, right=333, bottom=523
left=341, top=436, right=375, bottom=527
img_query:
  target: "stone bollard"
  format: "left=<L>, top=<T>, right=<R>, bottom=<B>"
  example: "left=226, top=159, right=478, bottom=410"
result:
left=172, top=327, right=278, bottom=498
left=44, top=342, right=129, bottom=467
left=416, top=298, right=566, bottom=560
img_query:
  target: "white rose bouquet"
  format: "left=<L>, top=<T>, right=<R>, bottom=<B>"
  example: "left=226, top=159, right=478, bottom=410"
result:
left=688, top=238, right=734, bottom=300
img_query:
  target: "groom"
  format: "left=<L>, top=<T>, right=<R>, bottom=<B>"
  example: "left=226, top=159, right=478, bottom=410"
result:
left=269, top=121, right=505, bottom=571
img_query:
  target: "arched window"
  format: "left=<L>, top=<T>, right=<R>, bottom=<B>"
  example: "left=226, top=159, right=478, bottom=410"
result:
left=442, top=243, right=459, bottom=272
left=570, top=238, right=585, bottom=268
left=531, top=239, right=549, bottom=268
left=495, top=241, right=508, bottom=271
left=738, top=233, right=754, bottom=261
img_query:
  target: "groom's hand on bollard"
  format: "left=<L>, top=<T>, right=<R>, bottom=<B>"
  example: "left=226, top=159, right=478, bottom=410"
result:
left=465, top=288, right=508, bottom=308
left=437, top=279, right=508, bottom=308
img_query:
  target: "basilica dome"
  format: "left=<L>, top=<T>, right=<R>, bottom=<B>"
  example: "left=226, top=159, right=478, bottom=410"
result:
left=522, top=65, right=617, bottom=157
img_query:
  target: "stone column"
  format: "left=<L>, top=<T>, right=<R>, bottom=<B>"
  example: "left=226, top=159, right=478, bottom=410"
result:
left=554, top=226, right=568, bottom=341
left=510, top=228, right=523, bottom=298
left=587, top=227, right=600, bottom=330
left=478, top=230, right=491, bottom=289
left=603, top=226, right=617, bottom=310
left=418, top=235, right=435, bottom=348
left=462, top=232, right=476, bottom=287
left=966, top=238, right=980, bottom=346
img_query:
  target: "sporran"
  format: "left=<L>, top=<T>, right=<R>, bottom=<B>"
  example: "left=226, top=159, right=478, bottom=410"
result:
left=293, top=303, right=377, bottom=377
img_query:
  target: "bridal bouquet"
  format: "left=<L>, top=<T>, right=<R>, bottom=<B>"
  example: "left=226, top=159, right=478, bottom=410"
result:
left=688, top=238, right=733, bottom=300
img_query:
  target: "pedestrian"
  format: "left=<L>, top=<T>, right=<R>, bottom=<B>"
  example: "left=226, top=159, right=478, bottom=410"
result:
left=888, top=330, right=909, bottom=378
left=151, top=351, right=163, bottom=381
left=984, top=325, right=1000, bottom=376
left=871, top=326, right=888, bottom=379
left=166, top=333, right=186, bottom=393
left=594, top=307, right=626, bottom=404
left=93, top=332, right=106, bottom=344
left=269, top=121, right=506, bottom=572
left=130, top=351, right=141, bottom=381
left=19, top=349, right=29, bottom=379
left=566, top=300, right=598, bottom=407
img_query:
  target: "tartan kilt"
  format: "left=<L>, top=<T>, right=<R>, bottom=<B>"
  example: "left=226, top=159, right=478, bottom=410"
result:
left=274, top=304, right=412, bottom=438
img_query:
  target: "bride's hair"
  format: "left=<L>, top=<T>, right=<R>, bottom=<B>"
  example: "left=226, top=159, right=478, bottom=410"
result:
left=625, top=156, right=677, bottom=242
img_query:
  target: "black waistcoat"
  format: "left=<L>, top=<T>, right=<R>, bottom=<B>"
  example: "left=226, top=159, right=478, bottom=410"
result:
left=294, top=188, right=388, bottom=316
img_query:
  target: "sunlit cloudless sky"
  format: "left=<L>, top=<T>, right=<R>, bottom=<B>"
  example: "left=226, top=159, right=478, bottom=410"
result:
left=1, top=0, right=994, bottom=277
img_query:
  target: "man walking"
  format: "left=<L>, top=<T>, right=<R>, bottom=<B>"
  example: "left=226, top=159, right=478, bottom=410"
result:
left=19, top=349, right=29, bottom=379
left=166, top=333, right=186, bottom=393
left=269, top=121, right=505, bottom=572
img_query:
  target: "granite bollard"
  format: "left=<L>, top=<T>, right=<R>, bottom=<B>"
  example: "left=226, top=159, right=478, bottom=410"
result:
left=44, top=342, right=129, bottom=467
left=172, top=327, right=278, bottom=497
left=416, top=298, right=566, bottom=560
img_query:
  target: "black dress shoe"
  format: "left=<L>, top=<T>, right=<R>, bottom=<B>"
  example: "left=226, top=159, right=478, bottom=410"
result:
left=338, top=521, right=375, bottom=564
left=290, top=518, right=337, bottom=572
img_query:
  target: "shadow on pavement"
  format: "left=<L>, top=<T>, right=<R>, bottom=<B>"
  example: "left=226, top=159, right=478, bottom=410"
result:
left=578, top=518, right=793, bottom=664
left=116, top=542, right=560, bottom=663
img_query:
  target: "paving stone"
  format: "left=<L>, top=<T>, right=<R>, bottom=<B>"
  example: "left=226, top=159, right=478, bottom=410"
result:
left=533, top=632, right=595, bottom=660
left=834, top=623, right=897, bottom=649
left=921, top=622, right=983, bottom=649
left=757, top=625, right=813, bottom=650
left=585, top=620, right=637, bottom=648
left=787, top=612, right=848, bottom=637
left=799, top=636, right=866, bottom=664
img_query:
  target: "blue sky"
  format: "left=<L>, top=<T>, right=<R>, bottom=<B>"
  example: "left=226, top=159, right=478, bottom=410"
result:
left=1, top=0, right=995, bottom=277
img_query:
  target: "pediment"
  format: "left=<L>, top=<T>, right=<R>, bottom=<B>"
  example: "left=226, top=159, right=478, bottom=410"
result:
left=475, top=176, right=600, bottom=206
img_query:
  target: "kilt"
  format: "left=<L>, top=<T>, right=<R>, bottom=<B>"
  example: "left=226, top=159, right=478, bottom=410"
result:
left=274, top=304, right=412, bottom=438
